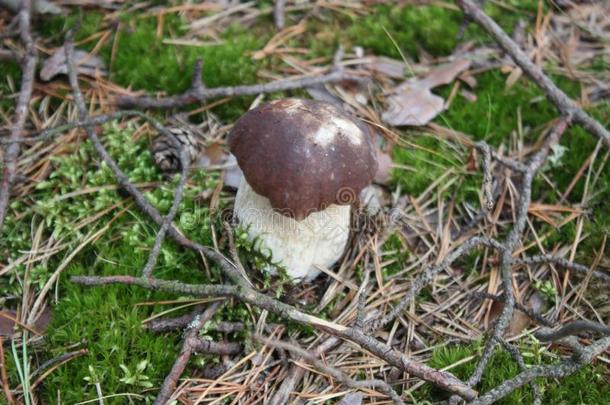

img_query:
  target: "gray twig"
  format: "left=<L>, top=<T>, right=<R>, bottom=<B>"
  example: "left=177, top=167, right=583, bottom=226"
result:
left=274, top=0, right=286, bottom=29
left=469, top=291, right=554, bottom=328
left=70, top=274, right=476, bottom=400
left=366, top=236, right=505, bottom=331
left=142, top=147, right=189, bottom=278
left=465, top=119, right=570, bottom=391
left=457, top=0, right=610, bottom=147
left=535, top=320, right=610, bottom=342
left=256, top=337, right=405, bottom=405
left=471, top=337, right=610, bottom=405
left=516, top=255, right=610, bottom=284
left=154, top=302, right=222, bottom=405
left=115, top=66, right=363, bottom=109
left=0, top=0, right=36, bottom=234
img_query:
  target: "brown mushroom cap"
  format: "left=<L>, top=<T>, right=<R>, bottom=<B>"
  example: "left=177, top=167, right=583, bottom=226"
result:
left=228, top=98, right=378, bottom=220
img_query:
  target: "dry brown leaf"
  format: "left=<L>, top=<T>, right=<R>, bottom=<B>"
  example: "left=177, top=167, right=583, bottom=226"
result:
left=382, top=59, right=471, bottom=126
left=507, top=310, right=530, bottom=336
left=366, top=56, right=406, bottom=79
left=40, top=47, right=107, bottom=81
left=0, top=307, right=52, bottom=336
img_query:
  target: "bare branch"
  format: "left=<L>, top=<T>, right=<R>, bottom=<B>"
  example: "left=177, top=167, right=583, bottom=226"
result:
left=471, top=337, right=610, bottom=405
left=457, top=0, right=610, bottom=147
left=142, top=147, right=189, bottom=278
left=535, top=320, right=610, bottom=342
left=367, top=236, right=505, bottom=331
left=498, top=339, right=541, bottom=405
left=274, top=0, right=286, bottom=29
left=466, top=118, right=570, bottom=390
left=257, top=337, right=405, bottom=405
left=145, top=305, right=205, bottom=333
left=0, top=0, right=36, bottom=234
left=188, top=337, right=242, bottom=356
left=476, top=142, right=495, bottom=210
left=154, top=302, right=221, bottom=405
left=469, top=291, right=554, bottom=328
left=516, top=255, right=610, bottom=285
left=70, top=274, right=476, bottom=400
left=115, top=67, right=364, bottom=109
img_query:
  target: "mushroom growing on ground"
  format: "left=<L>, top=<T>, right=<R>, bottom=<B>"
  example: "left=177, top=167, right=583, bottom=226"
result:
left=228, top=98, right=378, bottom=281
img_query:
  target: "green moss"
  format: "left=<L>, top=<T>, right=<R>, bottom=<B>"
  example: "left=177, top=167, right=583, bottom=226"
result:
left=424, top=342, right=610, bottom=404
left=3, top=2, right=610, bottom=402
left=391, top=132, right=464, bottom=196
left=381, top=232, right=410, bottom=276
left=0, top=60, right=20, bottom=112
left=37, top=12, right=105, bottom=47
left=110, top=16, right=267, bottom=121
left=345, top=4, right=463, bottom=59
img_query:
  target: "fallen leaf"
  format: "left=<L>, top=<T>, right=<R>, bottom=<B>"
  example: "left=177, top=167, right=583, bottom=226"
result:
left=507, top=310, right=530, bottom=336
left=40, top=47, right=107, bottom=81
left=382, top=59, right=471, bottom=126
left=0, top=311, right=15, bottom=336
left=366, top=56, right=407, bottom=79
left=0, top=307, right=52, bottom=336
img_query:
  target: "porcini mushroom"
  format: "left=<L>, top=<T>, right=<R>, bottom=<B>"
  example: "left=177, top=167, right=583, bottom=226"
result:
left=228, top=98, right=378, bottom=281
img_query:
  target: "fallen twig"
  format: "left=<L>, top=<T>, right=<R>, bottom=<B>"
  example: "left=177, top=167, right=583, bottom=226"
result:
left=62, top=30, right=476, bottom=400
left=457, top=0, right=610, bottom=147
left=141, top=147, right=189, bottom=278
left=258, top=337, right=405, bottom=404
left=516, top=255, right=610, bottom=285
left=471, top=337, right=610, bottom=405
left=115, top=59, right=364, bottom=109
left=498, top=339, right=542, bottom=405
left=71, top=273, right=476, bottom=399
left=535, top=320, right=610, bottom=342
left=465, top=119, right=570, bottom=390
left=469, top=291, right=554, bottom=328
left=154, top=302, right=221, bottom=405
left=0, top=0, right=37, bottom=234
left=274, top=0, right=286, bottom=29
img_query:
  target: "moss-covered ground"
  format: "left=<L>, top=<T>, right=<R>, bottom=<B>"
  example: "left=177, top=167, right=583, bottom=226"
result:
left=0, top=1, right=608, bottom=403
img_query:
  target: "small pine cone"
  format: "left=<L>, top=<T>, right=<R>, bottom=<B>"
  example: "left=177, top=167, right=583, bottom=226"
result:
left=151, top=126, right=203, bottom=172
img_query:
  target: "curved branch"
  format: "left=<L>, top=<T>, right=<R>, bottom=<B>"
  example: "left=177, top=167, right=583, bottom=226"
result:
left=0, top=0, right=36, bottom=234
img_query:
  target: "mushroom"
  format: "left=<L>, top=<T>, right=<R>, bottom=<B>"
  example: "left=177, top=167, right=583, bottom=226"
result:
left=228, top=98, right=378, bottom=281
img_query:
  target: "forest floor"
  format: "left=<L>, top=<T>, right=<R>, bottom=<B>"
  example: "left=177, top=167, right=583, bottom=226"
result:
left=0, top=1, right=609, bottom=404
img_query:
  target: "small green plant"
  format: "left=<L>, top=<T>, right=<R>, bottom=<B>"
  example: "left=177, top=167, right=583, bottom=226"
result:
left=11, top=332, right=32, bottom=405
left=119, top=359, right=154, bottom=389
left=533, top=280, right=557, bottom=303
left=233, top=224, right=292, bottom=292
left=83, top=364, right=105, bottom=386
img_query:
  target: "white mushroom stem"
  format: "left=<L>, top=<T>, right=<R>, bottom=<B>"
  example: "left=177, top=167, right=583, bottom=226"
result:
left=233, top=177, right=350, bottom=281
